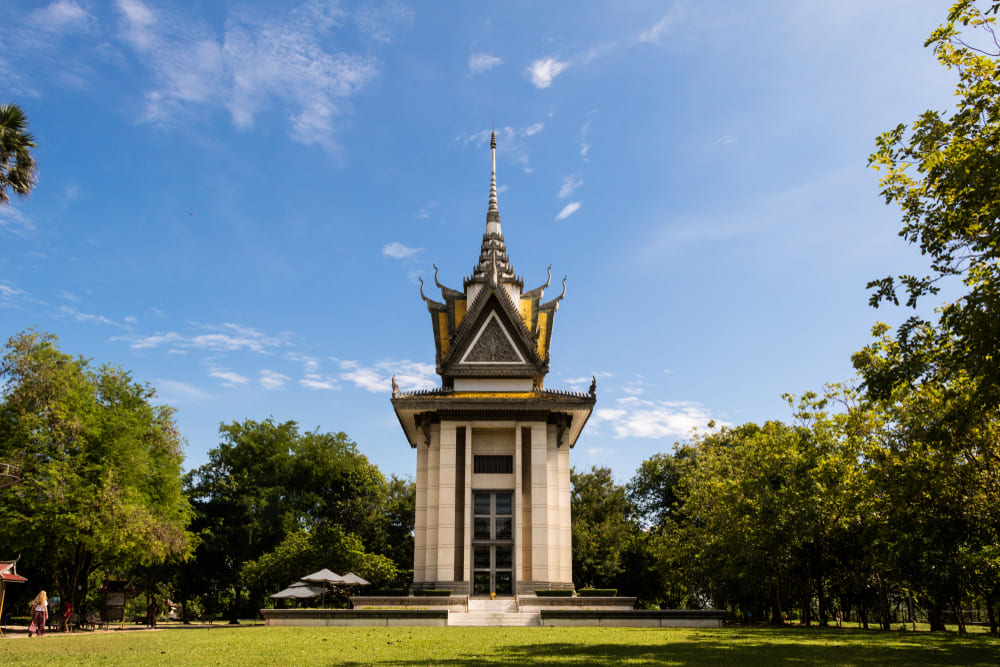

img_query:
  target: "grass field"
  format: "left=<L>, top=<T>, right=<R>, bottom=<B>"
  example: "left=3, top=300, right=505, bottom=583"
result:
left=1, top=625, right=998, bottom=666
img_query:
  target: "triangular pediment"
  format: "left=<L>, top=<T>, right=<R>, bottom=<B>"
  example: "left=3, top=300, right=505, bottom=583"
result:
left=441, top=290, right=545, bottom=379
left=461, top=312, right=526, bottom=364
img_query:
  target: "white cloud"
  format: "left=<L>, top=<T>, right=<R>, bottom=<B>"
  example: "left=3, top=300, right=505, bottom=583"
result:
left=300, top=373, right=338, bottom=390
left=527, top=57, right=569, bottom=89
left=339, top=359, right=437, bottom=393
left=154, top=379, right=214, bottom=404
left=59, top=305, right=128, bottom=329
left=383, top=241, right=421, bottom=259
left=116, top=323, right=287, bottom=353
left=637, top=6, right=683, bottom=44
left=416, top=202, right=437, bottom=219
left=591, top=397, right=721, bottom=439
left=555, top=201, right=581, bottom=220
left=0, top=207, right=36, bottom=235
left=114, top=0, right=381, bottom=149
left=469, top=53, right=503, bottom=75
left=354, top=3, right=414, bottom=43
left=209, top=368, right=249, bottom=386
left=713, top=134, right=737, bottom=146
left=578, top=114, right=595, bottom=161
left=259, top=369, right=289, bottom=390
left=456, top=122, right=546, bottom=173
left=29, top=0, right=93, bottom=33
left=557, top=174, right=583, bottom=199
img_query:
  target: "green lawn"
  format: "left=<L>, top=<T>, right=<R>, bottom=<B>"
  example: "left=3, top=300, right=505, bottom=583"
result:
left=0, top=625, right=997, bottom=666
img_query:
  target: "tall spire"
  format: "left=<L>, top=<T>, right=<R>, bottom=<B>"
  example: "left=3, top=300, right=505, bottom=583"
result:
left=469, top=129, right=517, bottom=287
left=486, top=130, right=500, bottom=234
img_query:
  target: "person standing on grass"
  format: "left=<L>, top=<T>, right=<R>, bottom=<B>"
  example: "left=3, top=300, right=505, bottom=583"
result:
left=27, top=591, right=48, bottom=637
left=147, top=598, right=159, bottom=629
left=61, top=601, right=72, bottom=632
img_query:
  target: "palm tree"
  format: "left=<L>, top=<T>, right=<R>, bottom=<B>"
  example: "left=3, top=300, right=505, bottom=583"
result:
left=0, top=103, right=38, bottom=206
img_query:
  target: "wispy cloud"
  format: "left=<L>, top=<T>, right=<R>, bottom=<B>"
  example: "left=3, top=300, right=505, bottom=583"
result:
left=555, top=202, right=581, bottom=221
left=0, top=207, right=36, bottom=236
left=591, top=397, right=722, bottom=439
left=578, top=114, right=595, bottom=161
left=259, top=369, right=290, bottom=390
left=527, top=57, right=569, bottom=89
left=154, top=379, right=215, bottom=404
left=300, top=373, right=338, bottom=390
left=637, top=6, right=683, bottom=44
left=114, top=0, right=384, bottom=149
left=209, top=367, right=249, bottom=386
left=115, top=323, right=289, bottom=353
left=59, top=305, right=129, bottom=329
left=557, top=174, right=583, bottom=199
left=354, top=2, right=414, bottom=43
left=29, top=0, right=93, bottom=34
left=469, top=53, right=503, bottom=75
left=383, top=241, right=421, bottom=259
left=336, top=358, right=436, bottom=393
left=416, top=202, right=437, bottom=219
left=713, top=134, right=737, bottom=146
left=456, top=122, right=546, bottom=173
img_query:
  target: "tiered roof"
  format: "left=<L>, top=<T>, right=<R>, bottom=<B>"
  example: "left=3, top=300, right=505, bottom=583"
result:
left=418, top=132, right=566, bottom=387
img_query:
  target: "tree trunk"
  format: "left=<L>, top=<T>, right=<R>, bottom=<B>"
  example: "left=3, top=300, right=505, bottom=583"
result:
left=861, top=603, right=869, bottom=630
left=875, top=573, right=891, bottom=631
left=928, top=598, right=946, bottom=632
left=953, top=601, right=967, bottom=634
left=817, top=578, right=828, bottom=627
left=772, top=582, right=785, bottom=626
left=802, top=590, right=811, bottom=626
left=985, top=592, right=997, bottom=635
left=907, top=589, right=917, bottom=632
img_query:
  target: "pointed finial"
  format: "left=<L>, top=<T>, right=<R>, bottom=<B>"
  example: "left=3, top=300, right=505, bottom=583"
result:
left=487, top=127, right=500, bottom=230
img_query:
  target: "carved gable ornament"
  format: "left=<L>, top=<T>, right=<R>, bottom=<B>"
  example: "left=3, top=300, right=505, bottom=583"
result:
left=461, top=312, right=525, bottom=364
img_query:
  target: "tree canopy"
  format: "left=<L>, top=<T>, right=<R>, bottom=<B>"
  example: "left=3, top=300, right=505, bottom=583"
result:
left=0, top=103, right=38, bottom=206
left=0, top=330, right=193, bottom=612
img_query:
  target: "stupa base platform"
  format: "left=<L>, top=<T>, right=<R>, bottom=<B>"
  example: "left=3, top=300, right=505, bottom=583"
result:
left=263, top=597, right=726, bottom=628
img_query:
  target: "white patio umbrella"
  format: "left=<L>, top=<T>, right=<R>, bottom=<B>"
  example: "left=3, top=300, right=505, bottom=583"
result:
left=301, top=569, right=346, bottom=607
left=270, top=581, right=326, bottom=599
left=341, top=572, right=370, bottom=586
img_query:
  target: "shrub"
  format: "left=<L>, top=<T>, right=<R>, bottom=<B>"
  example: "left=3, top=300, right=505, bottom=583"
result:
left=578, top=588, right=617, bottom=597
left=535, top=590, right=573, bottom=597
left=416, top=590, right=451, bottom=597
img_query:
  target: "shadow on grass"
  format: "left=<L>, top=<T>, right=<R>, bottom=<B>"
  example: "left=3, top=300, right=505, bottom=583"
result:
left=334, top=627, right=1000, bottom=667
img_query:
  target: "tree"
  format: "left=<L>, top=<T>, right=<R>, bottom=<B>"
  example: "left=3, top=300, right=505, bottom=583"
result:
left=0, top=330, right=193, bottom=613
left=0, top=103, right=38, bottom=206
left=859, top=0, right=1000, bottom=631
left=862, top=0, right=1000, bottom=406
left=571, top=466, right=635, bottom=589
left=183, top=419, right=405, bottom=618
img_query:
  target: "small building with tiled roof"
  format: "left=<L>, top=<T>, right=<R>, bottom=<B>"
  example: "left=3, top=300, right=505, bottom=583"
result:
left=392, top=132, right=594, bottom=595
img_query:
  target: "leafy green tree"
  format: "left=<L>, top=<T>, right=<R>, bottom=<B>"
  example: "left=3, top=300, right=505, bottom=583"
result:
left=0, top=330, right=192, bottom=613
left=0, top=103, right=38, bottom=206
left=571, top=466, right=635, bottom=589
left=183, top=419, right=404, bottom=617
left=859, top=2, right=1000, bottom=631
left=862, top=0, right=1000, bottom=406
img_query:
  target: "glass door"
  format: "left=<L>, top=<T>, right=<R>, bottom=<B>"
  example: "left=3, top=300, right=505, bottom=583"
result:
left=472, top=491, right=514, bottom=595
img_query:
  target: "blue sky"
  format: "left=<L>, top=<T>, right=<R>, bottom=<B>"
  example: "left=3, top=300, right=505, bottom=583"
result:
left=2, top=0, right=958, bottom=481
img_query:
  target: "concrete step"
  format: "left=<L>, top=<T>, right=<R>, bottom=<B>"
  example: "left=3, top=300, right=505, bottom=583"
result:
left=448, top=611, right=540, bottom=627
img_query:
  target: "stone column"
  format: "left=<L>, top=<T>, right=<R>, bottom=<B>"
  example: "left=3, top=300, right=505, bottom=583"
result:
left=530, top=423, right=549, bottom=584
left=546, top=424, right=560, bottom=584
left=413, top=436, right=428, bottom=586
left=424, top=425, right=441, bottom=585
left=435, top=423, right=457, bottom=584
left=557, top=436, right=572, bottom=585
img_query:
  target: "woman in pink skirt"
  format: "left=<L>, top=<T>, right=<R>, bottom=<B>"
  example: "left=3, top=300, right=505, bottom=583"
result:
left=28, top=590, right=48, bottom=637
